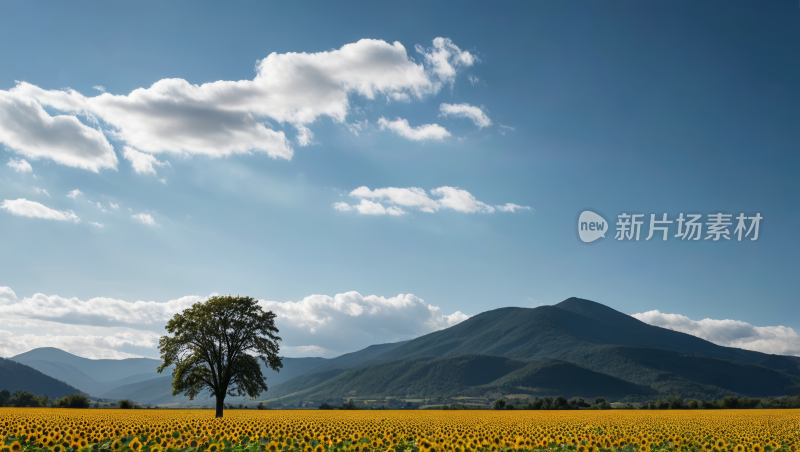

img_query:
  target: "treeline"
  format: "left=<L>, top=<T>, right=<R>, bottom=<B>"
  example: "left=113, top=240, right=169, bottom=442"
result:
left=0, top=389, right=92, bottom=408
left=638, top=395, right=800, bottom=409
left=0, top=389, right=142, bottom=409
left=493, top=396, right=608, bottom=410
left=490, top=395, right=800, bottom=410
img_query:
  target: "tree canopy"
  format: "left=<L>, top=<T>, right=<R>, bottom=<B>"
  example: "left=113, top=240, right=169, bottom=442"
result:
left=157, top=295, right=283, bottom=417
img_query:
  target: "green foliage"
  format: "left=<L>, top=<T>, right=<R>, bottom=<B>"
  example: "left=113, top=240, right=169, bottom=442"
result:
left=118, top=399, right=134, bottom=409
left=0, top=388, right=9, bottom=406
left=56, top=394, right=91, bottom=408
left=6, top=390, right=48, bottom=407
left=492, top=399, right=506, bottom=409
left=157, top=295, right=283, bottom=417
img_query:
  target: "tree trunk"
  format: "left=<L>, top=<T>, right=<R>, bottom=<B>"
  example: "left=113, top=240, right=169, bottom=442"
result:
left=216, top=397, right=225, bottom=418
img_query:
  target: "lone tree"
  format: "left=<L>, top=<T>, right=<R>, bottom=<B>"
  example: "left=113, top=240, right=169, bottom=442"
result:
left=157, top=295, right=282, bottom=417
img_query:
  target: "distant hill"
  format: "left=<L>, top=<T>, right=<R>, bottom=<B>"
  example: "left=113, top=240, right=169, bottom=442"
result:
left=11, top=348, right=162, bottom=386
left=0, top=358, right=83, bottom=399
left=11, top=347, right=330, bottom=403
left=264, top=298, right=800, bottom=402
left=99, top=356, right=330, bottom=405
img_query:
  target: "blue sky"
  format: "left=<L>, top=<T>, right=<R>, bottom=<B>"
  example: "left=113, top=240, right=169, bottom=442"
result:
left=0, top=1, right=798, bottom=359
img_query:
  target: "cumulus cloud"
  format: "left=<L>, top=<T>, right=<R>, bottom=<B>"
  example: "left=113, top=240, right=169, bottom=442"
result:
left=439, top=103, right=492, bottom=128
left=431, top=186, right=494, bottom=213
left=350, top=186, right=439, bottom=213
left=8, top=38, right=473, bottom=168
left=260, top=292, right=468, bottom=355
left=122, top=146, right=170, bottom=175
left=0, top=198, right=80, bottom=222
left=0, top=329, right=160, bottom=359
left=0, top=91, right=118, bottom=172
left=33, top=187, right=50, bottom=197
left=67, top=189, right=83, bottom=198
left=632, top=310, right=800, bottom=356
left=0, top=286, right=468, bottom=358
left=92, top=86, right=106, bottom=92
left=335, top=186, right=530, bottom=216
left=131, top=212, right=155, bottom=226
left=377, top=117, right=450, bottom=142
left=89, top=222, right=104, bottom=228
left=7, top=157, right=32, bottom=173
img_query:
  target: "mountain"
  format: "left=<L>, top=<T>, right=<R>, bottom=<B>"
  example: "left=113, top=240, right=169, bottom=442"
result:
left=367, top=299, right=799, bottom=369
left=299, top=341, right=408, bottom=375
left=264, top=298, right=800, bottom=402
left=264, top=355, right=656, bottom=404
left=264, top=341, right=409, bottom=398
left=0, top=357, right=83, bottom=399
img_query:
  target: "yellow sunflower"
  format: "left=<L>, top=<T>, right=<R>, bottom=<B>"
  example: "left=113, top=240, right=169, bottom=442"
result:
left=129, top=438, right=143, bottom=451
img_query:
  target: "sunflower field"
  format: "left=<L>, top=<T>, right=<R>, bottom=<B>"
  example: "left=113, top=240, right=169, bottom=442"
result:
left=0, top=409, right=798, bottom=452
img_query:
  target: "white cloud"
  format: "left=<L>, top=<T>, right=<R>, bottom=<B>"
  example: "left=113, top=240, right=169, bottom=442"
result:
left=439, top=103, right=492, bottom=128
left=336, top=186, right=530, bottom=216
left=131, top=212, right=156, bottom=226
left=0, top=286, right=468, bottom=359
left=295, top=126, right=314, bottom=147
left=415, top=37, right=476, bottom=89
left=0, top=198, right=80, bottom=222
left=350, top=186, right=439, bottom=213
left=96, top=202, right=108, bottom=213
left=632, top=310, right=800, bottom=356
left=109, top=202, right=119, bottom=211
left=122, top=146, right=170, bottom=175
left=333, top=199, right=405, bottom=216
left=260, top=292, right=468, bottom=355
left=495, top=203, right=532, bottom=213
left=0, top=91, right=118, bottom=172
left=66, top=189, right=83, bottom=198
left=33, top=187, right=50, bottom=197
left=10, top=38, right=471, bottom=167
left=7, top=157, right=32, bottom=173
left=430, top=186, right=495, bottom=213
left=92, top=86, right=105, bottom=92
left=0, top=329, right=159, bottom=360
left=467, top=74, right=481, bottom=86
left=378, top=117, right=450, bottom=142
left=89, top=222, right=104, bottom=228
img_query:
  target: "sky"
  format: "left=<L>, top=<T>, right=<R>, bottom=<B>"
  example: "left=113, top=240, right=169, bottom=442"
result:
left=0, top=1, right=798, bottom=360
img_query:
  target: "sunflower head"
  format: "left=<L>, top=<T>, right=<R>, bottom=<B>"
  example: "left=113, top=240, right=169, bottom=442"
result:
left=10, top=442, right=22, bottom=452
